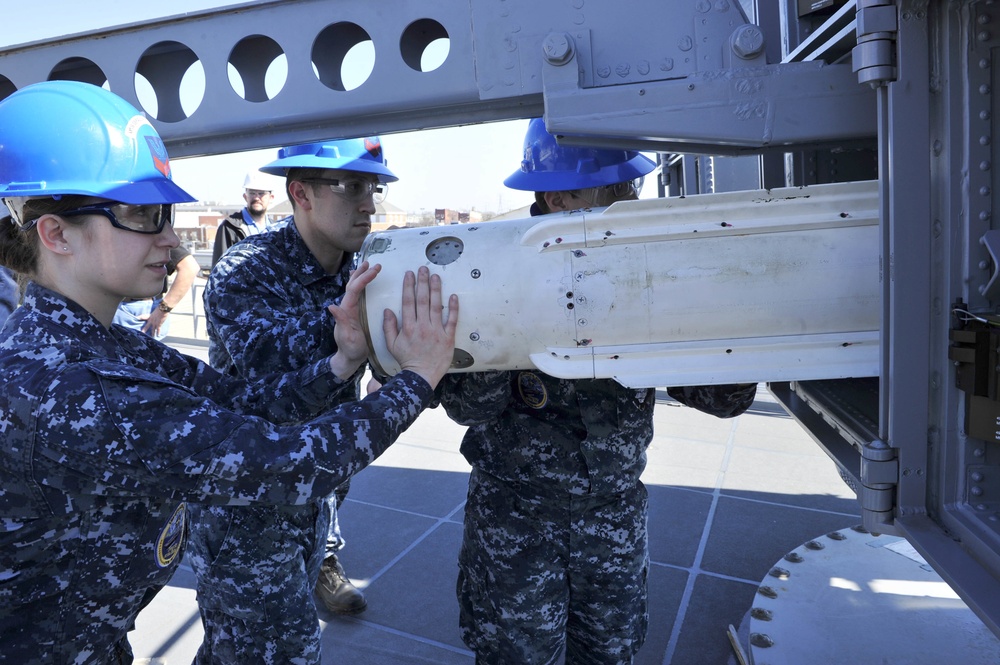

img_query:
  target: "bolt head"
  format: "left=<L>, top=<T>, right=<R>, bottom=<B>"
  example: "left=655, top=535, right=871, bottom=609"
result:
left=543, top=32, right=575, bottom=65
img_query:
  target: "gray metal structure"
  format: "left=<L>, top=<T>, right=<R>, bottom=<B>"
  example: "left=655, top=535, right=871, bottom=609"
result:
left=4, top=0, right=1000, bottom=640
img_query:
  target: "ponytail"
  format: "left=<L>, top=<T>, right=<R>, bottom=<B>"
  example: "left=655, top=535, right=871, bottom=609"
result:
left=0, top=214, right=37, bottom=276
left=0, top=196, right=92, bottom=277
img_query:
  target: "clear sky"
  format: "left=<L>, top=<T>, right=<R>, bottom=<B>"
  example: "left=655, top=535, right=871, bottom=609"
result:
left=1, top=0, right=538, bottom=214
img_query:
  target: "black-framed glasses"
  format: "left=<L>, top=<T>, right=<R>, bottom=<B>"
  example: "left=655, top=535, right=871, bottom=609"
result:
left=303, top=178, right=387, bottom=204
left=60, top=202, right=174, bottom=234
left=573, top=177, right=644, bottom=208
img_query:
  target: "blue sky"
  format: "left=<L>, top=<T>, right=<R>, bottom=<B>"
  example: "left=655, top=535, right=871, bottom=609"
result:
left=2, top=1, right=537, bottom=213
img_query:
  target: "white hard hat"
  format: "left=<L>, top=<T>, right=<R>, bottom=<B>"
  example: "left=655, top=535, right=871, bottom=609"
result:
left=243, top=170, right=274, bottom=191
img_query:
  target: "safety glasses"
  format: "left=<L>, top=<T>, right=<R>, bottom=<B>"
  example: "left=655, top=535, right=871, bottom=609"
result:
left=59, top=202, right=174, bottom=234
left=573, top=177, right=644, bottom=208
left=303, top=178, right=387, bottom=204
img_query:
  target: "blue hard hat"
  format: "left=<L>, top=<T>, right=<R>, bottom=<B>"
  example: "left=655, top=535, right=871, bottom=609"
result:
left=504, top=118, right=655, bottom=192
left=0, top=81, right=195, bottom=204
left=260, top=138, right=399, bottom=183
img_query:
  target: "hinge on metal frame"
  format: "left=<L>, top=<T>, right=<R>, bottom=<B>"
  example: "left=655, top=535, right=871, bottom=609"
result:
left=859, top=439, right=898, bottom=532
left=853, top=0, right=899, bottom=87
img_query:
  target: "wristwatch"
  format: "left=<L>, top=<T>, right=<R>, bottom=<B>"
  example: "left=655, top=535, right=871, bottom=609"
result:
left=157, top=301, right=173, bottom=313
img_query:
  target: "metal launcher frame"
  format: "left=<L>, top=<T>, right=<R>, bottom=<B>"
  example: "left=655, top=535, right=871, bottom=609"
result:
left=5, top=0, right=1000, bottom=638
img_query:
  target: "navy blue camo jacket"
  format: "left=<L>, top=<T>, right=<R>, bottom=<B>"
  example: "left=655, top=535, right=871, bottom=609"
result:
left=0, top=283, right=433, bottom=664
left=441, top=371, right=757, bottom=496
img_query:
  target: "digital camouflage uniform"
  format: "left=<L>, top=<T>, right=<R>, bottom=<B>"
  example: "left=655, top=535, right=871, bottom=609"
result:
left=188, top=218, right=361, bottom=664
left=0, top=283, right=434, bottom=665
left=440, top=370, right=756, bottom=665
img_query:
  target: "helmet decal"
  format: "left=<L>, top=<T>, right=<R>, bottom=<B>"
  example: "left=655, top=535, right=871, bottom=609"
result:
left=144, top=136, right=171, bottom=178
left=364, top=137, right=382, bottom=159
left=123, top=114, right=152, bottom=139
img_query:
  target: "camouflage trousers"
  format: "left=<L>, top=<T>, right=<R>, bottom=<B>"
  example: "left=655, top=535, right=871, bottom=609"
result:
left=187, top=498, right=333, bottom=665
left=458, top=469, right=649, bottom=665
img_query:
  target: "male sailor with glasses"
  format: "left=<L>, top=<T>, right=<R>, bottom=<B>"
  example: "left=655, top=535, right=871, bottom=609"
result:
left=438, top=119, right=759, bottom=664
left=189, top=139, right=396, bottom=664
left=111, top=202, right=199, bottom=340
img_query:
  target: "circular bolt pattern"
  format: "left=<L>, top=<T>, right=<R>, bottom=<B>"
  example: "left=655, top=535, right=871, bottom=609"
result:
left=425, top=236, right=464, bottom=265
left=757, top=586, right=778, bottom=599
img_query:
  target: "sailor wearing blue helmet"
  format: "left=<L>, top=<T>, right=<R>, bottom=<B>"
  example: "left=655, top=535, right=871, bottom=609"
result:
left=0, top=81, right=457, bottom=664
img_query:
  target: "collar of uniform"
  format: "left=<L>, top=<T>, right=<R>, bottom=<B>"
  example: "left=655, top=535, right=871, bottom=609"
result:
left=22, top=282, right=119, bottom=353
left=283, top=217, right=353, bottom=288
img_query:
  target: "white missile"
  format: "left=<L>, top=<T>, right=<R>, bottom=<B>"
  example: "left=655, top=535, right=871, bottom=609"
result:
left=359, top=181, right=880, bottom=388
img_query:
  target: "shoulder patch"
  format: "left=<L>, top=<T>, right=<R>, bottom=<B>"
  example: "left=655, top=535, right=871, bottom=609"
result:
left=517, top=371, right=548, bottom=409
left=156, top=502, right=186, bottom=568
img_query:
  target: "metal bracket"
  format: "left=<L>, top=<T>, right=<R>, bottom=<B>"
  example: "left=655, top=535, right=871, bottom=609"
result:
left=541, top=32, right=877, bottom=156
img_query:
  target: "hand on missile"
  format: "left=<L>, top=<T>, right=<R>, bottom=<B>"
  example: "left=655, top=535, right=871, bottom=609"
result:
left=383, top=266, right=458, bottom=389
left=327, top=261, right=381, bottom=379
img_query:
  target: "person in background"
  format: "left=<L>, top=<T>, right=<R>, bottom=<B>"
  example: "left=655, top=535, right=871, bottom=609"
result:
left=189, top=138, right=398, bottom=663
left=212, top=170, right=278, bottom=266
left=0, top=265, right=16, bottom=326
left=0, top=80, right=458, bottom=665
left=113, top=243, right=199, bottom=339
left=439, top=118, right=758, bottom=665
